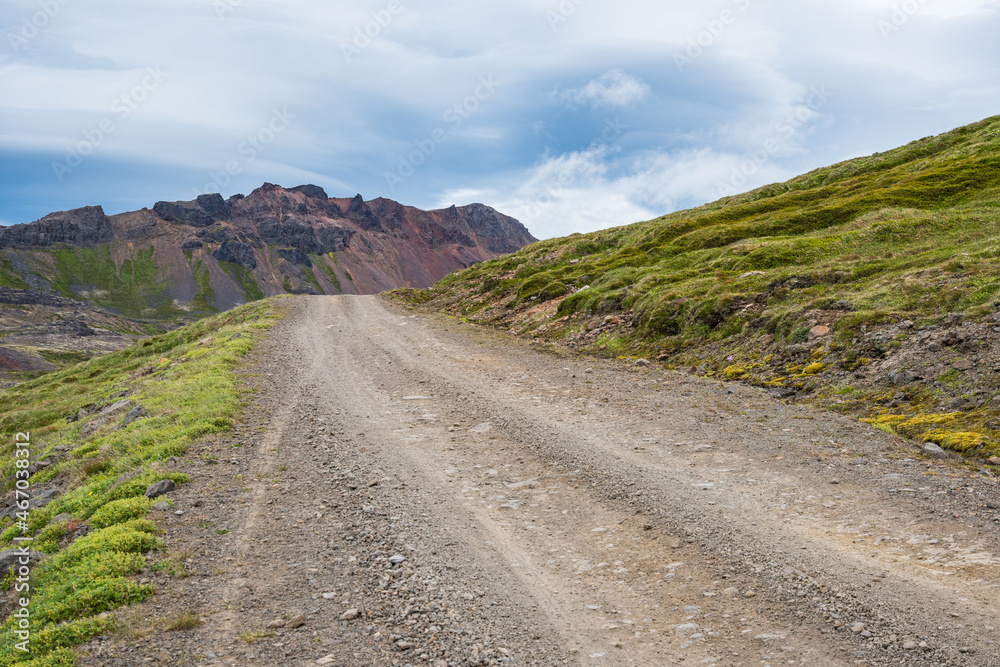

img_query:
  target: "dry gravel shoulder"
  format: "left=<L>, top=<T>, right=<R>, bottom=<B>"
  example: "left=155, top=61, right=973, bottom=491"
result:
left=79, top=295, right=1000, bottom=666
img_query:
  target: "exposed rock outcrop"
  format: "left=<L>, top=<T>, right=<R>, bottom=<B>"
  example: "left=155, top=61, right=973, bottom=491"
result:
left=153, top=194, right=231, bottom=227
left=212, top=240, right=257, bottom=270
left=0, top=206, right=112, bottom=249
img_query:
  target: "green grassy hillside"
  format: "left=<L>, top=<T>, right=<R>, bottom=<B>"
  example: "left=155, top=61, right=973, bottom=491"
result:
left=0, top=300, right=279, bottom=665
left=406, top=115, right=1000, bottom=463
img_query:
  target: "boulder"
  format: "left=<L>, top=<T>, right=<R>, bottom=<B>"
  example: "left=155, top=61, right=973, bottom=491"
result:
left=923, top=443, right=948, bottom=458
left=122, top=405, right=147, bottom=426
left=80, top=420, right=104, bottom=440
left=888, top=369, right=916, bottom=386
left=809, top=325, right=832, bottom=339
left=0, top=549, right=46, bottom=573
left=145, top=479, right=177, bottom=499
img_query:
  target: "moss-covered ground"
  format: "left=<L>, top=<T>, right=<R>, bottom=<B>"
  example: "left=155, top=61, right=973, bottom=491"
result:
left=0, top=300, right=280, bottom=665
left=401, top=115, right=1000, bottom=464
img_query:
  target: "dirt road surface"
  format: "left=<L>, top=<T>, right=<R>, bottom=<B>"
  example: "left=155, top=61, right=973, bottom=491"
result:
left=82, top=296, right=1000, bottom=666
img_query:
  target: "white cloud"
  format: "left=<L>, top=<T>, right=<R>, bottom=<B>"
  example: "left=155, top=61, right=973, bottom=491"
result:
left=442, top=145, right=794, bottom=240
left=555, top=69, right=651, bottom=108
left=2, top=0, right=1000, bottom=231
left=843, top=0, right=999, bottom=17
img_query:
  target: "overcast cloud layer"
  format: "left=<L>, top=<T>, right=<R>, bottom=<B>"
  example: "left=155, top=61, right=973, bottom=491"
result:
left=1, top=0, right=999, bottom=238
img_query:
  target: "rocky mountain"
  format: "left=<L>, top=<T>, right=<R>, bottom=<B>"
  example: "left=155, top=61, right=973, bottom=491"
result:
left=0, top=184, right=536, bottom=319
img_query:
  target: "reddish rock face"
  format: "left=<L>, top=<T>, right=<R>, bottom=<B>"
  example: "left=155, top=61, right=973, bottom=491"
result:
left=0, top=184, right=537, bottom=314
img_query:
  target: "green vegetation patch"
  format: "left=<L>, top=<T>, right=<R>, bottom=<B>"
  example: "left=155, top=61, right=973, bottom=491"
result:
left=0, top=300, right=280, bottom=663
left=218, top=261, right=264, bottom=302
left=402, top=115, right=1000, bottom=462
left=0, top=255, right=30, bottom=290
left=49, top=246, right=182, bottom=319
left=185, top=254, right=217, bottom=314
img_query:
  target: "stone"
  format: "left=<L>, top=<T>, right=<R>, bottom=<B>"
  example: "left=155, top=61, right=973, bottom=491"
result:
left=809, top=325, right=831, bottom=339
left=49, top=512, right=73, bottom=525
left=340, top=609, right=360, bottom=621
left=152, top=502, right=171, bottom=511
left=675, top=623, right=700, bottom=637
left=389, top=554, right=406, bottom=565
left=0, top=549, right=46, bottom=573
left=633, top=359, right=650, bottom=367
left=80, top=420, right=105, bottom=440
left=322, top=592, right=337, bottom=599
left=888, top=369, right=915, bottom=386
left=97, top=399, right=133, bottom=419
left=851, top=623, right=865, bottom=633
left=922, top=443, right=947, bottom=458
left=122, top=405, right=147, bottom=426
left=144, top=479, right=177, bottom=499
left=953, top=359, right=974, bottom=371
left=286, top=615, right=306, bottom=628
left=316, top=657, right=337, bottom=666
left=903, top=640, right=918, bottom=650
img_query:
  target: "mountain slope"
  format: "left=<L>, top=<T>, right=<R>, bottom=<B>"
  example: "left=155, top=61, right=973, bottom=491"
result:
left=407, top=115, right=1000, bottom=462
left=0, top=184, right=535, bottom=320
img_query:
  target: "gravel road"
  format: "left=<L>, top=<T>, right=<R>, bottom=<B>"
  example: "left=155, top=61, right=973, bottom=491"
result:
left=82, top=295, right=1000, bottom=666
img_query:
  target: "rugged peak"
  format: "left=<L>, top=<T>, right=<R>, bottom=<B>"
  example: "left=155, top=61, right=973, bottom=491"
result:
left=347, top=194, right=385, bottom=232
left=0, top=205, right=112, bottom=249
left=451, top=203, right=537, bottom=254
left=289, top=184, right=329, bottom=200
left=153, top=195, right=230, bottom=227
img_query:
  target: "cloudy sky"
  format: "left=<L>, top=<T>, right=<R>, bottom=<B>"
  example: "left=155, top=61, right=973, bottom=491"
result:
left=1, top=0, right=998, bottom=239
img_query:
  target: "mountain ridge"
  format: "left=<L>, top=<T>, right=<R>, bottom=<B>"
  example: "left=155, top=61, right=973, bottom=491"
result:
left=0, top=183, right=536, bottom=319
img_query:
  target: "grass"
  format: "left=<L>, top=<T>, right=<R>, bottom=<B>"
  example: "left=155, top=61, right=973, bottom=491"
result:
left=0, top=299, right=280, bottom=664
left=49, top=246, right=183, bottom=320
left=218, top=261, right=265, bottom=302
left=163, top=613, right=201, bottom=632
left=320, top=263, right=342, bottom=292
left=400, top=115, right=1000, bottom=461
left=185, top=253, right=218, bottom=314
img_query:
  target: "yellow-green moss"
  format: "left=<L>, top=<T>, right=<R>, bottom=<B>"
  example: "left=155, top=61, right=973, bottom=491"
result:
left=924, top=430, right=985, bottom=452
